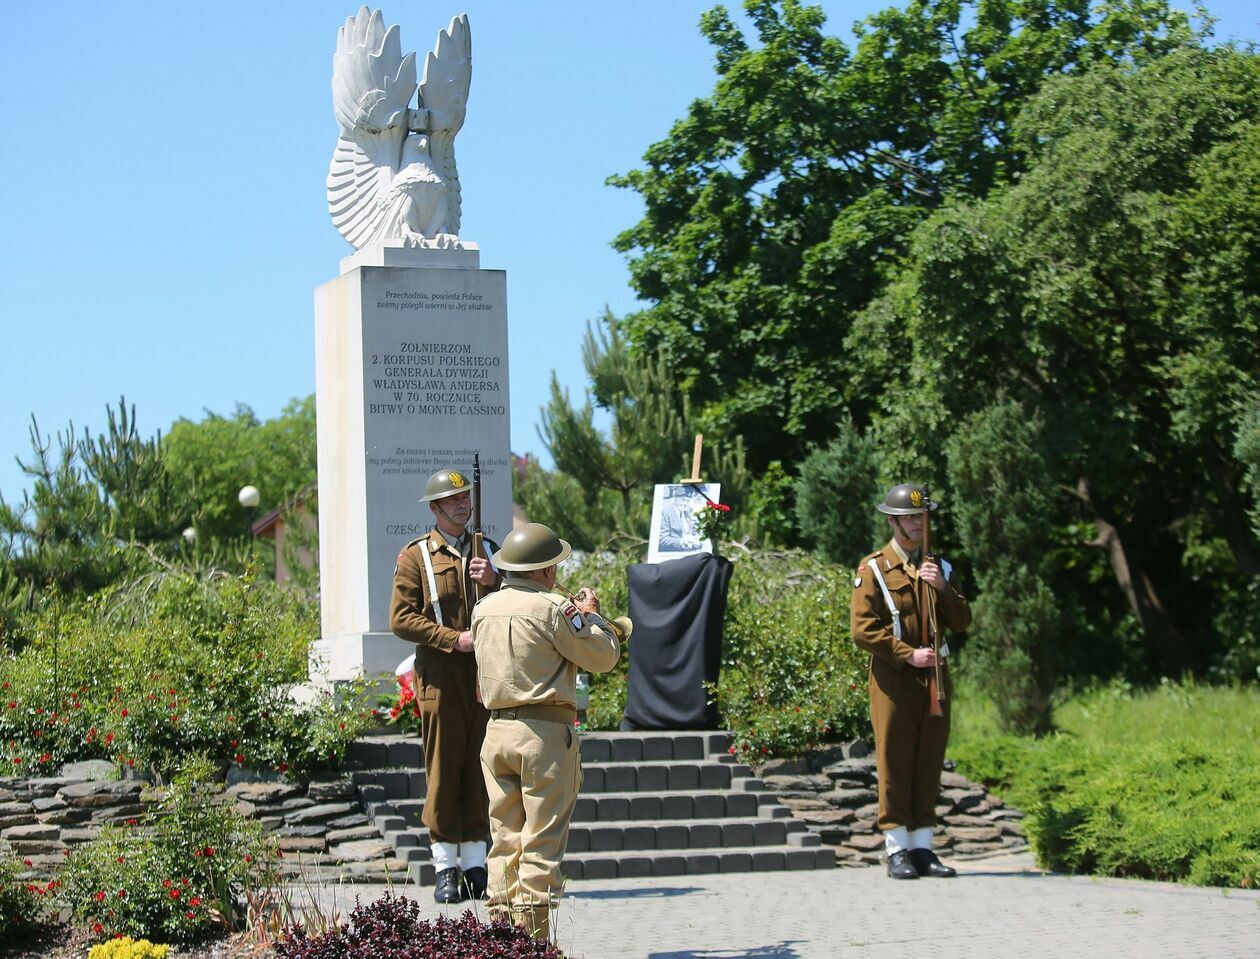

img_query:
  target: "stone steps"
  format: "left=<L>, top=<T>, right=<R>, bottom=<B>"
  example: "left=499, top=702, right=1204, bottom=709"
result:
left=560, top=844, right=833, bottom=880
left=343, top=729, right=834, bottom=885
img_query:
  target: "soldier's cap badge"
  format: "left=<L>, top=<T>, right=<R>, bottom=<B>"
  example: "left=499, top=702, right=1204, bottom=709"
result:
left=449, top=471, right=466, bottom=488
left=910, top=489, right=924, bottom=508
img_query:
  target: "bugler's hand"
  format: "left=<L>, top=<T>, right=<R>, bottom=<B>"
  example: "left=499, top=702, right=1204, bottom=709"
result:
left=575, top=587, right=600, bottom=616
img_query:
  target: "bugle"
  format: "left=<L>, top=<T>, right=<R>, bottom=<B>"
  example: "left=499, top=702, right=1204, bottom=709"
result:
left=554, top=581, right=634, bottom=643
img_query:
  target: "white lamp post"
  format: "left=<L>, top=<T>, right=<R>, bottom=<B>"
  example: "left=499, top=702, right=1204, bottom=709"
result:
left=238, top=485, right=261, bottom=540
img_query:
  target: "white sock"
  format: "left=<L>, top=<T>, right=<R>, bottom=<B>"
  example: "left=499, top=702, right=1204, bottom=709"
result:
left=909, top=827, right=934, bottom=851
left=883, top=827, right=910, bottom=855
left=431, top=841, right=458, bottom=872
left=459, top=840, right=487, bottom=870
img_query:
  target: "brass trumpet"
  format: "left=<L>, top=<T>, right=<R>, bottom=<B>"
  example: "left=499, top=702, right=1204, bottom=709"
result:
left=554, top=582, right=634, bottom=643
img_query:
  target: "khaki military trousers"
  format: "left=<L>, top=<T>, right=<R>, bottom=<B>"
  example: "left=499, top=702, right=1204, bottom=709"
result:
left=869, top=658, right=951, bottom=832
left=480, top=715, right=581, bottom=940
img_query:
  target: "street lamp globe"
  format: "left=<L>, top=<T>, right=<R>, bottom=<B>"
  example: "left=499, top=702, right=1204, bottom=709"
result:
left=182, top=527, right=197, bottom=545
left=238, top=485, right=261, bottom=509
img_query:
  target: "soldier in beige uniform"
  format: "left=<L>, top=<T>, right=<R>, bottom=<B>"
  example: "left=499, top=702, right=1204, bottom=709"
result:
left=851, top=484, right=971, bottom=880
left=472, top=523, right=621, bottom=941
left=390, top=468, right=498, bottom=903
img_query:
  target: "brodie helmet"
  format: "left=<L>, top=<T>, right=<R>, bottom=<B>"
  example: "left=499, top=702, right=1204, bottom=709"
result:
left=876, top=483, right=939, bottom=515
left=491, top=523, right=572, bottom=572
left=419, top=468, right=470, bottom=503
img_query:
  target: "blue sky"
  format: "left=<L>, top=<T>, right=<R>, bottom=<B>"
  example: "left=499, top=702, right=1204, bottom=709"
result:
left=1, top=1, right=1255, bottom=508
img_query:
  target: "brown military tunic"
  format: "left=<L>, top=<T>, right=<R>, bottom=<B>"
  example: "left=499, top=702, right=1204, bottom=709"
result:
left=472, top=576, right=620, bottom=937
left=851, top=540, right=971, bottom=832
left=390, top=528, right=497, bottom=844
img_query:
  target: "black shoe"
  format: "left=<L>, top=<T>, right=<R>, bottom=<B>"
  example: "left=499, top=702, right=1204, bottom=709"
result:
left=434, top=867, right=465, bottom=903
left=887, top=849, right=919, bottom=880
left=910, top=848, right=956, bottom=878
left=462, top=866, right=488, bottom=900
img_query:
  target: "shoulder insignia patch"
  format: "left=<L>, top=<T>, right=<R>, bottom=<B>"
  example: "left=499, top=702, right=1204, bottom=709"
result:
left=562, top=603, right=584, bottom=630
left=853, top=575, right=862, bottom=587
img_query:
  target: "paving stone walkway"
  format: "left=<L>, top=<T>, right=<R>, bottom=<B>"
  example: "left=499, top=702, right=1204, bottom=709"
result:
left=293, top=850, right=1260, bottom=957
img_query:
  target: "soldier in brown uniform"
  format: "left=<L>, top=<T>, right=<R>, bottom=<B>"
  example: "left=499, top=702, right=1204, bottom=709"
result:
left=471, top=523, right=621, bottom=941
left=851, top=484, right=971, bottom=880
left=390, top=468, right=499, bottom=903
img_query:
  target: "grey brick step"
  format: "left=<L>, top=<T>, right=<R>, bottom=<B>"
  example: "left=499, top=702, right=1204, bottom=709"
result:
left=579, top=732, right=731, bottom=763
left=367, top=788, right=779, bottom=832
left=567, top=816, right=807, bottom=853
left=352, top=769, right=427, bottom=799
left=347, top=731, right=735, bottom=771
left=581, top=760, right=751, bottom=792
left=353, top=760, right=757, bottom=802
left=572, top=789, right=778, bottom=822
left=559, top=844, right=834, bottom=880
left=344, top=737, right=424, bottom=770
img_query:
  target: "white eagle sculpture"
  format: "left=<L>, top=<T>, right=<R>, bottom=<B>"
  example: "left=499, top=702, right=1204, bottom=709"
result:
left=327, top=7, right=471, bottom=249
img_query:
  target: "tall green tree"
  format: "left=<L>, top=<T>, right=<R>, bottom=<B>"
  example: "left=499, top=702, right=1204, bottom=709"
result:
left=886, top=44, right=1260, bottom=679
left=611, top=0, right=1193, bottom=469
left=947, top=401, right=1063, bottom=733
left=163, top=396, right=317, bottom=546
left=0, top=400, right=189, bottom=625
left=0, top=396, right=319, bottom=632
left=521, top=312, right=757, bottom=548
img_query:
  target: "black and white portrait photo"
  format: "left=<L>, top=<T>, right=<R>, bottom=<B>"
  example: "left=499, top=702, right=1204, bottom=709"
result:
left=648, top=483, right=720, bottom=564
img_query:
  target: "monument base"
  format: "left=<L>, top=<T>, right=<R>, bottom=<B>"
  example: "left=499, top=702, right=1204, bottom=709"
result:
left=310, top=631, right=416, bottom=686
left=340, top=240, right=481, bottom=274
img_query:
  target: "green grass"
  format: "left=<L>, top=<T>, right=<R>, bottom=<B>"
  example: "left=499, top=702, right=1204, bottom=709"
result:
left=948, top=677, right=1260, bottom=889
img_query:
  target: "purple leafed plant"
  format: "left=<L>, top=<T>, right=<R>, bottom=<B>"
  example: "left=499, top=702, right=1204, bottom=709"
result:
left=274, top=894, right=565, bottom=959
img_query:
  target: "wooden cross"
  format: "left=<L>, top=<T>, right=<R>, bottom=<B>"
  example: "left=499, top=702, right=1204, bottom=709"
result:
left=680, top=433, right=705, bottom=484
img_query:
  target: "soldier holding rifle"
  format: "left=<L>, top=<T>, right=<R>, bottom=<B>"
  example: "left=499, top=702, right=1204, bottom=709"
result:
left=472, top=522, right=621, bottom=941
left=851, top=484, right=971, bottom=880
left=390, top=467, right=499, bottom=903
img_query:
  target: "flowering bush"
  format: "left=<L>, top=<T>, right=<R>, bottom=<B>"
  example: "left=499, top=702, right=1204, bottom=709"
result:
left=88, top=937, right=170, bottom=959
left=0, top=569, right=371, bottom=780
left=57, top=759, right=281, bottom=943
left=274, top=894, right=563, bottom=958
left=716, top=550, right=870, bottom=762
left=0, top=848, right=55, bottom=942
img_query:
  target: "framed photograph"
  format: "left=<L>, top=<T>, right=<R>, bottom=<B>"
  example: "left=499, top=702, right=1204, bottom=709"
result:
left=647, top=483, right=721, bottom=564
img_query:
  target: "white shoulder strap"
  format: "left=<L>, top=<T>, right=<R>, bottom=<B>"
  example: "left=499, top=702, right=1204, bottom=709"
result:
left=866, top=559, right=902, bottom=641
left=419, top=542, right=444, bottom=627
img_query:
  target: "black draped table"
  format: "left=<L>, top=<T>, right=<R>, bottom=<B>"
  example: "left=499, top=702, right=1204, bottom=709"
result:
left=621, top=551, right=732, bottom=730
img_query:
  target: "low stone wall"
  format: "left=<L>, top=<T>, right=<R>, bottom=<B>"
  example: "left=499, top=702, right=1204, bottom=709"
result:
left=756, top=743, right=1027, bottom=866
left=0, top=763, right=399, bottom=883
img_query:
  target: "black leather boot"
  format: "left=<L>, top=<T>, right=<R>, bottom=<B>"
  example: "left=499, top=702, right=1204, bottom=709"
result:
left=910, top=848, right=957, bottom=878
left=434, top=867, right=465, bottom=903
left=887, top=849, right=919, bottom=880
left=462, top=866, right=488, bottom=900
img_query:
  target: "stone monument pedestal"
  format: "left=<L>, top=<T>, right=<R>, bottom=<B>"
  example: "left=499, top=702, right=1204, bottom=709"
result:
left=311, top=242, right=511, bottom=683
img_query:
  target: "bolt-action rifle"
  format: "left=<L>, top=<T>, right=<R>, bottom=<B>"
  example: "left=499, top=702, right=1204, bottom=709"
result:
left=472, top=453, right=484, bottom=603
left=921, top=487, right=945, bottom=718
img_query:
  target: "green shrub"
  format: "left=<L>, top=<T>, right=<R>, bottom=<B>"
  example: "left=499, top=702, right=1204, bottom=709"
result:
left=0, top=848, right=55, bottom=941
left=718, top=551, right=870, bottom=761
left=951, top=681, right=1260, bottom=888
left=0, top=569, right=371, bottom=780
left=58, top=759, right=282, bottom=942
left=560, top=549, right=634, bottom=731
